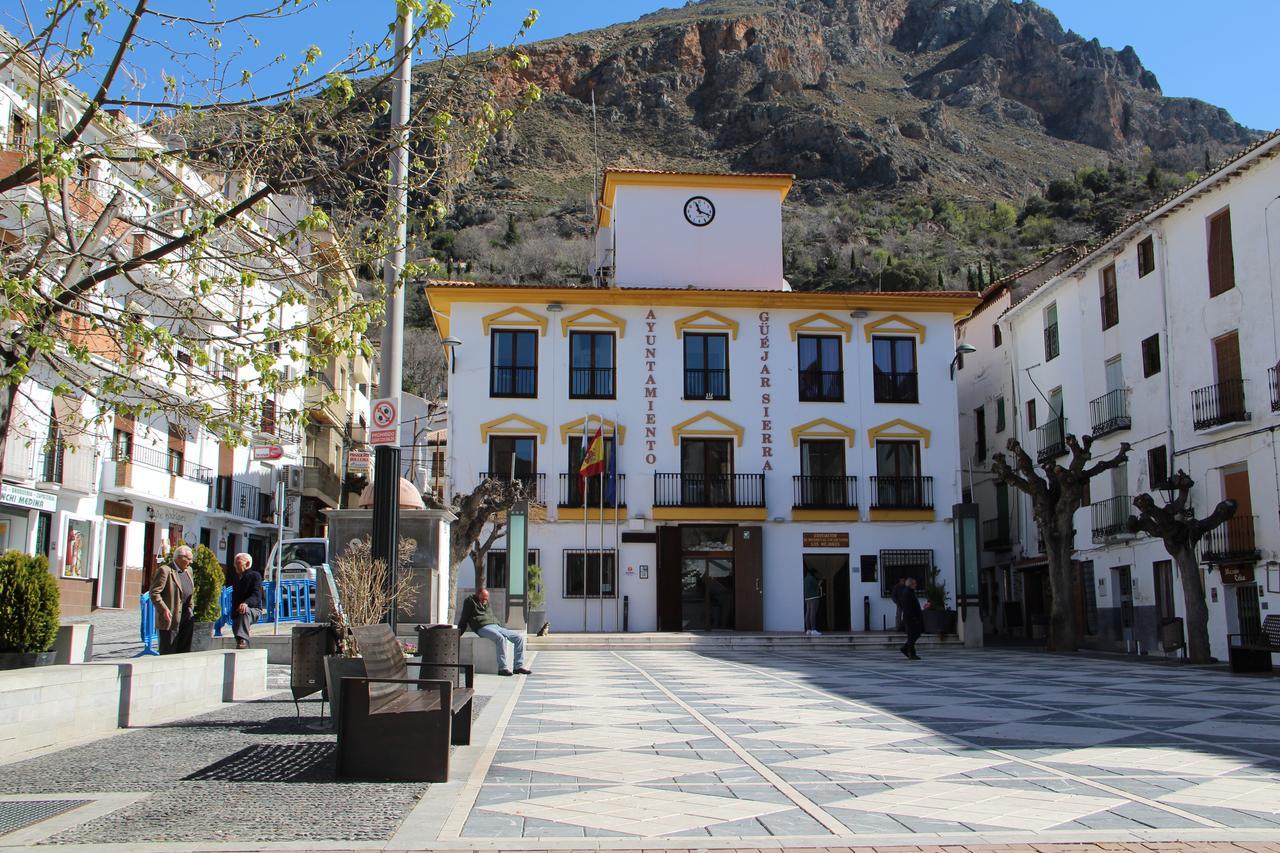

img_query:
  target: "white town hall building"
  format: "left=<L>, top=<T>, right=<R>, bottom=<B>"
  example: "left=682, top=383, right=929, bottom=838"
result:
left=427, top=169, right=978, bottom=632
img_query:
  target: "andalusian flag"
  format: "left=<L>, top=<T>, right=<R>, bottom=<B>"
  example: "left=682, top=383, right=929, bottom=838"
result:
left=579, top=426, right=606, bottom=492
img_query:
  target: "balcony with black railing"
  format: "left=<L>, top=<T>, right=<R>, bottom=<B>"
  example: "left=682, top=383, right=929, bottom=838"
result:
left=1090, top=389, right=1131, bottom=438
left=799, top=370, right=843, bottom=403
left=793, top=475, right=858, bottom=509
left=490, top=365, right=537, bottom=398
left=212, top=475, right=270, bottom=522
left=1091, top=495, right=1132, bottom=542
left=1200, top=515, right=1260, bottom=563
left=869, top=476, right=934, bottom=510
left=1270, top=365, right=1280, bottom=412
left=558, top=472, right=626, bottom=508
left=479, top=471, right=546, bottom=503
left=872, top=370, right=918, bottom=404
left=1036, top=417, right=1068, bottom=464
left=982, top=516, right=1012, bottom=551
left=1192, top=379, right=1249, bottom=431
left=684, top=369, right=729, bottom=400
left=569, top=367, right=616, bottom=399
left=303, top=455, right=341, bottom=506
left=654, top=473, right=765, bottom=508
left=113, top=443, right=213, bottom=483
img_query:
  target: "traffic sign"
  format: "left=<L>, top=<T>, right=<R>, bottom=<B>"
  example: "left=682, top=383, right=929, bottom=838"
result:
left=252, top=445, right=284, bottom=461
left=370, top=396, right=400, bottom=446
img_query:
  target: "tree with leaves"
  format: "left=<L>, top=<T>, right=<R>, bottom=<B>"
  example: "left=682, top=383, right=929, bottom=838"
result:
left=1127, top=470, right=1237, bottom=663
left=0, top=1, right=541, bottom=466
left=990, top=433, right=1130, bottom=651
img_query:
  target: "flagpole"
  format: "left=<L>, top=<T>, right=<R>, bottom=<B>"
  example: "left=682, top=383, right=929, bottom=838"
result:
left=614, top=412, right=621, bottom=633
left=582, top=414, right=590, bottom=633
left=599, top=429, right=605, bottom=635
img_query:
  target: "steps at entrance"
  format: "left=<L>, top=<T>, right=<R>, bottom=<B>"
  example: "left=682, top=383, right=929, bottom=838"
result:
left=530, top=631, right=963, bottom=651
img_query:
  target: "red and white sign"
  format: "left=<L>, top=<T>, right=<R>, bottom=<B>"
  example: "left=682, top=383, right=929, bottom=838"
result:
left=370, top=397, right=400, bottom=446
left=251, top=445, right=284, bottom=461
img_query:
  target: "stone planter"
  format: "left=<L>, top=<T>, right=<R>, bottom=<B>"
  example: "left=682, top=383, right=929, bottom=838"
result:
left=527, top=608, right=547, bottom=635
left=0, top=651, right=57, bottom=670
left=190, top=621, right=217, bottom=652
left=921, top=608, right=957, bottom=636
left=323, top=654, right=366, bottom=733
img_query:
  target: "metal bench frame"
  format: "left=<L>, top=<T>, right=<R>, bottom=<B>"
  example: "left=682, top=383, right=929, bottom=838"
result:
left=1227, top=614, right=1280, bottom=674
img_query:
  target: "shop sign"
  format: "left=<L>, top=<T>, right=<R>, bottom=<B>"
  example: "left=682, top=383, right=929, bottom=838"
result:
left=252, top=445, right=284, bottom=461
left=0, top=482, right=57, bottom=513
left=347, top=450, right=372, bottom=471
left=803, top=531, right=849, bottom=548
left=1219, top=564, right=1255, bottom=585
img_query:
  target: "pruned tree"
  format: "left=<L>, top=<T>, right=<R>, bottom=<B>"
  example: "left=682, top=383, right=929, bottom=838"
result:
left=0, top=1, right=541, bottom=464
left=990, top=433, right=1130, bottom=651
left=1127, top=470, right=1237, bottom=663
left=429, top=476, right=523, bottom=618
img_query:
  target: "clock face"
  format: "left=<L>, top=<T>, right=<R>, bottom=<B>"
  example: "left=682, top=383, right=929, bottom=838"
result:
left=684, top=196, right=715, bottom=227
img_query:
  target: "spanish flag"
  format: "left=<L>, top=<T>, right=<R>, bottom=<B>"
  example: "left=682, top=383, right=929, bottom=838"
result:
left=579, top=427, right=606, bottom=491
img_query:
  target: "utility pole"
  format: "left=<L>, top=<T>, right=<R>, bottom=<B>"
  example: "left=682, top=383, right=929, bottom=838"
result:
left=372, top=4, right=412, bottom=631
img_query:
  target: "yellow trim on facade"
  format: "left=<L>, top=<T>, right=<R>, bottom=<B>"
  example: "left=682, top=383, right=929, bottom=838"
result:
left=479, top=414, right=548, bottom=444
left=674, top=309, right=739, bottom=341
left=868, top=508, right=936, bottom=522
left=557, top=506, right=630, bottom=522
left=863, top=313, right=927, bottom=343
left=560, top=307, right=627, bottom=338
left=558, top=416, right=625, bottom=445
left=652, top=506, right=769, bottom=521
left=481, top=306, right=548, bottom=336
left=790, top=417, right=856, bottom=448
left=426, top=286, right=979, bottom=321
left=791, top=509, right=860, bottom=522
left=671, top=410, right=746, bottom=447
left=788, top=312, right=853, bottom=343
left=598, top=171, right=794, bottom=227
left=867, top=418, right=932, bottom=448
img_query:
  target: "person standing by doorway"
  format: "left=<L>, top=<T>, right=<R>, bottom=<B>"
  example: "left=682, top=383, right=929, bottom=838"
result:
left=231, top=552, right=264, bottom=649
left=803, top=568, right=822, bottom=636
left=150, top=545, right=195, bottom=654
left=892, top=576, right=924, bottom=660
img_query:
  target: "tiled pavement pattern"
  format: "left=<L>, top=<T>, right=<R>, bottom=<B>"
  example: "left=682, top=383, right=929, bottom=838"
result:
left=462, top=649, right=1280, bottom=844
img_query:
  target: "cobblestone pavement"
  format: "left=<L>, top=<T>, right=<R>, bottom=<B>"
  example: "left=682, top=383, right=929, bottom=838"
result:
left=61, top=606, right=145, bottom=659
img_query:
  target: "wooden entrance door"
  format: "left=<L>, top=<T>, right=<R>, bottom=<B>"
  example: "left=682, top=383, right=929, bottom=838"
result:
left=734, top=526, right=763, bottom=631
left=656, top=526, right=682, bottom=631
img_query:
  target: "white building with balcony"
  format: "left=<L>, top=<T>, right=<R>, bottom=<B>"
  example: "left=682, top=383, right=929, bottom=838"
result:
left=959, top=131, right=1280, bottom=660
left=428, top=169, right=977, bottom=633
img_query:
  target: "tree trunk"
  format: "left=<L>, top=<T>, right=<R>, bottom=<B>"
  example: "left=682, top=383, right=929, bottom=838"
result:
left=1045, top=536, right=1080, bottom=652
left=0, top=382, right=16, bottom=478
left=1173, top=546, right=1213, bottom=663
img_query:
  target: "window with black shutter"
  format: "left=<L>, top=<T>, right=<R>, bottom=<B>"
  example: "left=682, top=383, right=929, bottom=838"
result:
left=1208, top=209, right=1235, bottom=297
left=1100, top=264, right=1119, bottom=330
left=1142, top=334, right=1161, bottom=377
left=1147, top=446, right=1169, bottom=489
left=1137, top=236, right=1155, bottom=278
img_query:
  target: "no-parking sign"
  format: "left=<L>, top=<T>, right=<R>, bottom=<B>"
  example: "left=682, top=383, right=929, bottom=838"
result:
left=370, top=397, right=400, bottom=446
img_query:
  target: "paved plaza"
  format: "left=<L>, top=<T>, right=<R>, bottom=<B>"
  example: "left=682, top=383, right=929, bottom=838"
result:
left=1, top=647, right=1278, bottom=850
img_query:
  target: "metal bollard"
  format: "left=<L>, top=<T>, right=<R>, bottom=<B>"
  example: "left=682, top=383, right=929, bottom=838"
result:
left=863, top=595, right=871, bottom=632
left=623, top=595, right=630, bottom=632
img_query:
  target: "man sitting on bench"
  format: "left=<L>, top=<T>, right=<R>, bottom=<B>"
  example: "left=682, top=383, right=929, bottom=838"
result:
left=457, top=588, right=532, bottom=676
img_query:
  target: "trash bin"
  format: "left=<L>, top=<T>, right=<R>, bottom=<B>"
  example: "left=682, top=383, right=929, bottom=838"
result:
left=416, top=623, right=462, bottom=686
left=291, top=624, right=336, bottom=701
left=1159, top=617, right=1185, bottom=653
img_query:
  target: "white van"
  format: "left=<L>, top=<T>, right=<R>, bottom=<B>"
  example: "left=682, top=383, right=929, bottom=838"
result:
left=268, top=538, right=328, bottom=581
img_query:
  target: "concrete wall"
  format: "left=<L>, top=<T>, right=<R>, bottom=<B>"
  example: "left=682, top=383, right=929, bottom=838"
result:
left=86, top=649, right=268, bottom=727
left=0, top=664, right=122, bottom=761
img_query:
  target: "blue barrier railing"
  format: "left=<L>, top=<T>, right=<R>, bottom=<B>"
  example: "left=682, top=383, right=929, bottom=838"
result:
left=136, top=593, right=159, bottom=656
left=217, top=579, right=316, bottom=627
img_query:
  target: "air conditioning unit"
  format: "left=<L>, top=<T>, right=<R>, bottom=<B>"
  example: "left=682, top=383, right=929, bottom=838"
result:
left=282, top=464, right=304, bottom=492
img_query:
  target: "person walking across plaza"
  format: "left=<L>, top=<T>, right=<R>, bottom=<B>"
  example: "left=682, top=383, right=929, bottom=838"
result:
left=230, top=552, right=264, bottom=649
left=457, top=588, right=531, bottom=676
left=892, top=576, right=924, bottom=660
left=803, top=568, right=822, bottom=636
left=150, top=545, right=195, bottom=654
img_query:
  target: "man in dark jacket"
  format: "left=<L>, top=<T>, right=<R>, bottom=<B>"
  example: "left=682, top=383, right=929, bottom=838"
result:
left=231, top=552, right=264, bottom=649
left=891, top=576, right=924, bottom=660
left=457, top=588, right=531, bottom=676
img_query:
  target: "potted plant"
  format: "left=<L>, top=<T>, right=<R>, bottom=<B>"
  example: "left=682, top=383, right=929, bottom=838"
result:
left=0, top=550, right=60, bottom=669
left=323, top=536, right=418, bottom=730
left=189, top=545, right=224, bottom=651
left=526, top=563, right=547, bottom=635
left=921, top=566, right=957, bottom=635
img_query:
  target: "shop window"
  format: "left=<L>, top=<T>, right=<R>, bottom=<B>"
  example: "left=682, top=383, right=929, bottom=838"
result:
left=564, top=550, right=617, bottom=598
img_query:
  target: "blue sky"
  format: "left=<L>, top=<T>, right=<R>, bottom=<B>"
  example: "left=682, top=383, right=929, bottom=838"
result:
left=2, top=1, right=1274, bottom=130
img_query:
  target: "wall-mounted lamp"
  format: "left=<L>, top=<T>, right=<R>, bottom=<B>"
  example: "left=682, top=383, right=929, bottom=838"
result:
left=545, top=302, right=564, bottom=313
left=850, top=309, right=869, bottom=319
left=442, top=336, right=462, bottom=374
left=950, top=343, right=977, bottom=380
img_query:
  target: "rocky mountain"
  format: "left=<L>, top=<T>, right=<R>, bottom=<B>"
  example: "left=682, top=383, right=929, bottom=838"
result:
left=432, top=0, right=1261, bottom=290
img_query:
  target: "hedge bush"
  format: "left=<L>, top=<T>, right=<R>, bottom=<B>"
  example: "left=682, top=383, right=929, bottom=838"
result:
left=0, top=550, right=60, bottom=654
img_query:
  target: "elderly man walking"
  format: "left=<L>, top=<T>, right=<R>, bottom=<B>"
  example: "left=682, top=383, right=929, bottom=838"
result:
left=231, top=552, right=264, bottom=649
left=457, top=588, right=531, bottom=676
left=150, top=545, right=195, bottom=654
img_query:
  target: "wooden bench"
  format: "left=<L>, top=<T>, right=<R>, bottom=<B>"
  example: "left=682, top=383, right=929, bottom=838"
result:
left=336, top=625, right=475, bottom=782
left=1227, top=614, right=1280, bottom=674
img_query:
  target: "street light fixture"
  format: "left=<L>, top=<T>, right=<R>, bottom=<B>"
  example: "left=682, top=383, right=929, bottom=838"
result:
left=442, top=336, right=462, bottom=374
left=950, top=343, right=977, bottom=380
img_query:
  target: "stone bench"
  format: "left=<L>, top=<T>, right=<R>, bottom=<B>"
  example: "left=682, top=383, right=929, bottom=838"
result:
left=86, top=649, right=268, bottom=727
left=459, top=633, right=500, bottom=674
